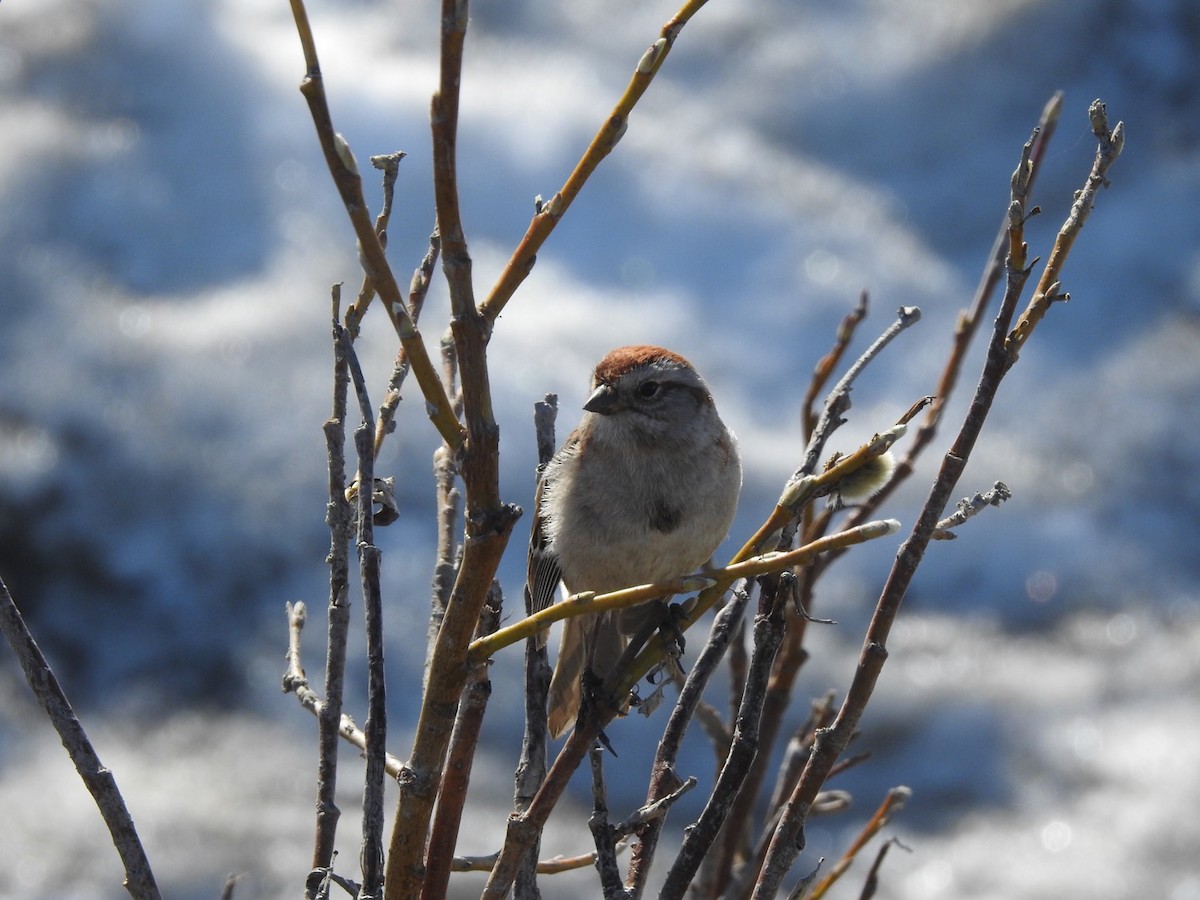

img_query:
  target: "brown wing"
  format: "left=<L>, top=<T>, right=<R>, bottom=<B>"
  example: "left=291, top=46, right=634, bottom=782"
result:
left=524, top=469, right=562, bottom=647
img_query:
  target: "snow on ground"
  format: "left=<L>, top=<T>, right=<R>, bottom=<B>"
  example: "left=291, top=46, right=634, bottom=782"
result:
left=1, top=0, right=1198, bottom=896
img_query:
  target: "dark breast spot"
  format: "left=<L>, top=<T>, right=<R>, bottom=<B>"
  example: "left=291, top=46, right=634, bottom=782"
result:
left=650, top=497, right=682, bottom=533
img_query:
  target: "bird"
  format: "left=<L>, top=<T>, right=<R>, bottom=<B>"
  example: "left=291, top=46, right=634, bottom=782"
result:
left=526, top=345, right=742, bottom=738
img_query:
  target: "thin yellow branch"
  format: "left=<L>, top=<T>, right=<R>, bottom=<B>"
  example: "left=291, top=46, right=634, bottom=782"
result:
left=468, top=519, right=899, bottom=674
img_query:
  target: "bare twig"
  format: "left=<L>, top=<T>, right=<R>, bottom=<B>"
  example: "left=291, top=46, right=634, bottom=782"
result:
left=345, top=151, right=408, bottom=338
left=803, top=291, right=870, bottom=440
left=469, top=520, right=899, bottom=663
left=856, top=837, right=909, bottom=900
left=614, top=776, right=698, bottom=839
left=479, top=0, right=715, bottom=325
left=373, top=228, right=442, bottom=461
left=421, top=586, right=502, bottom=900
left=0, top=576, right=162, bottom=900
left=825, top=91, right=1063, bottom=571
left=514, top=395, right=558, bottom=900
left=588, top=745, right=631, bottom=900
left=283, top=604, right=405, bottom=779
left=751, top=102, right=1123, bottom=899
left=766, top=693, right=837, bottom=822
left=336, top=325, right=388, bottom=899
left=727, top=614, right=748, bottom=729
left=287, top=0, right=463, bottom=447
left=740, top=308, right=921, bottom=560
left=218, top=873, right=241, bottom=900
left=798, top=307, right=921, bottom=484
left=482, top=724, right=600, bottom=897
left=692, top=699, right=734, bottom=765
left=1006, top=100, right=1124, bottom=361
left=428, top=443, right=460, bottom=679
left=385, top=1, right=523, bottom=894
left=658, top=579, right=792, bottom=899
left=717, top=691, right=838, bottom=900
left=931, top=481, right=1012, bottom=540
left=805, top=786, right=910, bottom=899
left=483, top=586, right=707, bottom=900
left=426, top=335, right=464, bottom=683
left=625, top=585, right=752, bottom=896
left=304, top=299, right=354, bottom=898
left=710, top=586, right=815, bottom=896
left=480, top=532, right=891, bottom=896
left=452, top=845, right=632, bottom=875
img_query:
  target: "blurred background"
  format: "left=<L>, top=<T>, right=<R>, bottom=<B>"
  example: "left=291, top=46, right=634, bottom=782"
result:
left=1, top=0, right=1198, bottom=897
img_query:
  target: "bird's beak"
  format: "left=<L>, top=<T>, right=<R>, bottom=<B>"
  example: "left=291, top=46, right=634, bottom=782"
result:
left=583, top=383, right=621, bottom=415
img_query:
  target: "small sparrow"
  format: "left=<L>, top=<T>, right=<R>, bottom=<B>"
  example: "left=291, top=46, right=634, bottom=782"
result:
left=526, top=345, right=742, bottom=738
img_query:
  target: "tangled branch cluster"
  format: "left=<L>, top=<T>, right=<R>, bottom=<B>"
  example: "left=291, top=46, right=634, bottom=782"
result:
left=0, top=3, right=1123, bottom=900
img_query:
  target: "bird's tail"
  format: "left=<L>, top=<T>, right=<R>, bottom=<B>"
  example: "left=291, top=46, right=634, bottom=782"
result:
left=547, top=611, right=628, bottom=739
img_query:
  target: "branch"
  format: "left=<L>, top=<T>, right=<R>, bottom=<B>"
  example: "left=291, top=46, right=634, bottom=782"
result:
left=856, top=837, right=909, bottom=900
left=1006, top=99, right=1124, bottom=361
left=468, top=520, right=899, bottom=663
left=930, top=481, right=1012, bottom=540
left=478, top=517, right=893, bottom=899
left=479, top=0, right=715, bottom=325
left=282, top=603, right=405, bottom=780
left=0, top=576, right=162, bottom=900
left=426, top=335, right=463, bottom=682
left=451, top=844, right=632, bottom=875
left=372, top=228, right=442, bottom=461
left=481, top=683, right=621, bottom=897
left=342, top=326, right=388, bottom=899
left=798, top=307, right=921, bottom=482
left=286, top=0, right=463, bottom=448
left=740, top=307, right=921, bottom=558
left=420, top=586, right=502, bottom=900
left=656, top=582, right=790, bottom=899
left=829, top=91, right=1063, bottom=567
left=803, top=291, right=870, bottom=440
left=345, top=151, right=408, bottom=339
left=386, top=1, right=524, bottom=894
left=624, top=585, right=752, bottom=895
left=305, top=299, right=354, bottom=897
left=514, top=395, right=558, bottom=899
left=806, top=786, right=910, bottom=899
left=588, top=745, right=631, bottom=900
left=750, top=101, right=1124, bottom=898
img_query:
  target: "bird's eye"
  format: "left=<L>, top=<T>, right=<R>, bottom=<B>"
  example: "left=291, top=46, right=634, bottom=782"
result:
left=636, top=380, right=661, bottom=400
